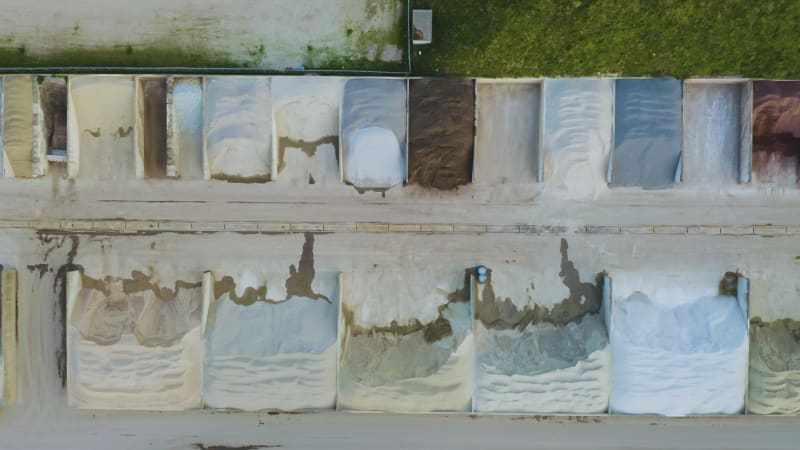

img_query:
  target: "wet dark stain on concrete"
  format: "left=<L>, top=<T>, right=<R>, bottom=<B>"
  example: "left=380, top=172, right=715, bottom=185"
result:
left=71, top=268, right=203, bottom=347
left=213, top=233, right=330, bottom=306
left=212, top=173, right=271, bottom=183
left=26, top=263, right=50, bottom=278
left=80, top=270, right=202, bottom=301
left=140, top=78, right=168, bottom=178
left=84, top=128, right=101, bottom=137
left=39, top=78, right=67, bottom=153
left=41, top=233, right=80, bottom=388
left=718, top=272, right=739, bottom=296
left=276, top=135, right=339, bottom=174
left=345, top=181, right=389, bottom=196
left=752, top=81, right=800, bottom=184
left=192, top=444, right=282, bottom=450
left=116, top=126, right=134, bottom=138
left=476, top=238, right=604, bottom=331
left=750, top=317, right=800, bottom=371
left=408, top=78, right=475, bottom=190
left=342, top=268, right=473, bottom=344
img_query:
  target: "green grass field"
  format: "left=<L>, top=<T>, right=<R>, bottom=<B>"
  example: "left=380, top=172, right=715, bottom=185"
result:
left=410, top=0, right=800, bottom=78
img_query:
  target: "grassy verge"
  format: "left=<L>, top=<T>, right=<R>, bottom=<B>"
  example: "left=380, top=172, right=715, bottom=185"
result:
left=411, top=0, right=800, bottom=78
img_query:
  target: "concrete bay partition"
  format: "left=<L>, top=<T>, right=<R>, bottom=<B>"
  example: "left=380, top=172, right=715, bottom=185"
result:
left=407, top=77, right=475, bottom=190
left=66, top=268, right=203, bottom=410
left=541, top=78, right=612, bottom=198
left=609, top=78, right=683, bottom=189
left=338, top=269, right=472, bottom=413
left=609, top=270, right=749, bottom=415
left=683, top=80, right=751, bottom=187
left=67, top=76, right=137, bottom=180
left=473, top=240, right=610, bottom=414
left=474, top=80, right=541, bottom=184
left=202, top=243, right=339, bottom=412
left=271, top=76, right=343, bottom=186
left=203, top=76, right=272, bottom=182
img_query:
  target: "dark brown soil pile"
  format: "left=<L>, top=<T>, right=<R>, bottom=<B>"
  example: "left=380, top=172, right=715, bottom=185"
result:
left=408, top=78, right=475, bottom=190
left=39, top=78, right=67, bottom=152
left=753, top=81, right=800, bottom=183
left=141, top=78, right=168, bottom=178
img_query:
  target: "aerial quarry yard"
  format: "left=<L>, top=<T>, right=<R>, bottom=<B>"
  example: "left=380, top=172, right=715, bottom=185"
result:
left=0, top=1, right=800, bottom=450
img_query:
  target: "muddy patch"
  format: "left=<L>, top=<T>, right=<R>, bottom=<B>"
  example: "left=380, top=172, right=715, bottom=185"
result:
left=204, top=233, right=338, bottom=411
left=71, top=270, right=202, bottom=347
left=752, top=81, right=800, bottom=185
left=473, top=239, right=610, bottom=413
left=610, top=78, right=682, bottom=189
left=338, top=269, right=472, bottom=412
left=192, top=445, right=281, bottom=450
left=408, top=78, right=474, bottom=190
left=476, top=239, right=604, bottom=331
left=748, top=317, right=800, bottom=414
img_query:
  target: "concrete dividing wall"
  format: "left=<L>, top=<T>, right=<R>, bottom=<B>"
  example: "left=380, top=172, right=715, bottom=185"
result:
left=0, top=0, right=406, bottom=71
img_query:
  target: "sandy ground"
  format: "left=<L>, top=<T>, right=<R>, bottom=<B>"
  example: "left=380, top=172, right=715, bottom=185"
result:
left=0, top=232, right=799, bottom=447
left=683, top=82, right=744, bottom=186
left=611, top=78, right=683, bottom=189
left=0, top=0, right=404, bottom=70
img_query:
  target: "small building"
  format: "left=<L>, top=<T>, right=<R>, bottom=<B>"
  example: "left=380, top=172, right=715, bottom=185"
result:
left=412, top=9, right=432, bottom=45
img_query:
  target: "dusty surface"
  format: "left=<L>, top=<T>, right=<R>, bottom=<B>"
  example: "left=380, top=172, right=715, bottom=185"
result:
left=1, top=232, right=800, bottom=447
left=752, top=81, right=800, bottom=185
left=683, top=83, right=742, bottom=187
left=610, top=78, right=682, bottom=189
left=474, top=82, right=540, bottom=184
left=0, top=0, right=404, bottom=69
left=408, top=78, right=475, bottom=190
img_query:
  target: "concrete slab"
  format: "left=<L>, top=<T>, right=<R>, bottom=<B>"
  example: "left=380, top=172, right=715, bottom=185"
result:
left=203, top=76, right=271, bottom=182
left=683, top=83, right=743, bottom=187
left=474, top=82, right=540, bottom=184
left=69, top=76, right=136, bottom=181
left=542, top=78, right=612, bottom=198
left=610, top=78, right=682, bottom=189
